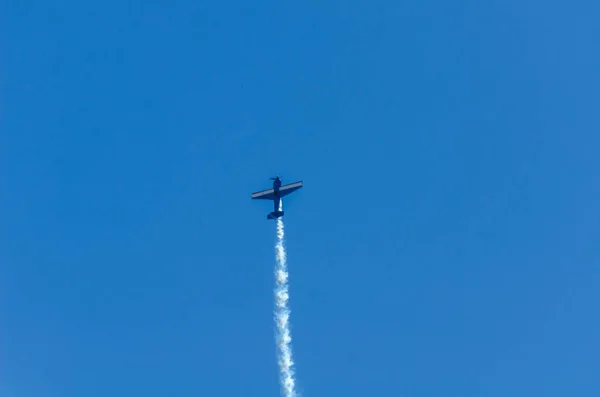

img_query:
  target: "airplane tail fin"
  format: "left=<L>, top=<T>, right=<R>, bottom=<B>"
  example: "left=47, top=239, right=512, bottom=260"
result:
left=267, top=211, right=284, bottom=220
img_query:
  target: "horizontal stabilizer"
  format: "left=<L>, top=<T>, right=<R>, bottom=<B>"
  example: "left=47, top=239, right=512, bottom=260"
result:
left=267, top=211, right=284, bottom=220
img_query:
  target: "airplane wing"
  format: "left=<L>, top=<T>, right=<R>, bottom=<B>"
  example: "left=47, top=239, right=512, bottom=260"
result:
left=278, top=181, right=303, bottom=198
left=251, top=188, right=276, bottom=200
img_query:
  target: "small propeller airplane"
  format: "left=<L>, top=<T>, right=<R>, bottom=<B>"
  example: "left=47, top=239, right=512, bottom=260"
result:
left=251, top=176, right=303, bottom=219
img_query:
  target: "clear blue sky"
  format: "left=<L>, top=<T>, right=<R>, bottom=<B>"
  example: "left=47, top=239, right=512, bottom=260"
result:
left=2, top=1, right=599, bottom=396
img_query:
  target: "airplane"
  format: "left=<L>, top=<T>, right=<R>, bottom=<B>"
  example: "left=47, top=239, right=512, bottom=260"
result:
left=251, top=176, right=303, bottom=219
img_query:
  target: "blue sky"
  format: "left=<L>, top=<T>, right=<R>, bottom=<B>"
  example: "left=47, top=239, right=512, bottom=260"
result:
left=1, top=0, right=599, bottom=396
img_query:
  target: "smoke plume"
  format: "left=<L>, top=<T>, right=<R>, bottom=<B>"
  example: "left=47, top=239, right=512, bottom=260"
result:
left=274, top=201, right=298, bottom=397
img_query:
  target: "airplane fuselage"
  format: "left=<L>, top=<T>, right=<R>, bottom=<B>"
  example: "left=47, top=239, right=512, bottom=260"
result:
left=271, top=177, right=283, bottom=199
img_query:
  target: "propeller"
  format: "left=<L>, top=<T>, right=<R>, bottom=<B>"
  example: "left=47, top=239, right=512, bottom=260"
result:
left=270, top=176, right=280, bottom=180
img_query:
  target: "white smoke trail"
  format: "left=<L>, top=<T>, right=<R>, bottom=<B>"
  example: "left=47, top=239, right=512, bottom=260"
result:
left=274, top=201, right=298, bottom=397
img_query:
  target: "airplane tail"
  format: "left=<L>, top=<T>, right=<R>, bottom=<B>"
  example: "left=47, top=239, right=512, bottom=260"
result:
left=268, top=211, right=284, bottom=220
